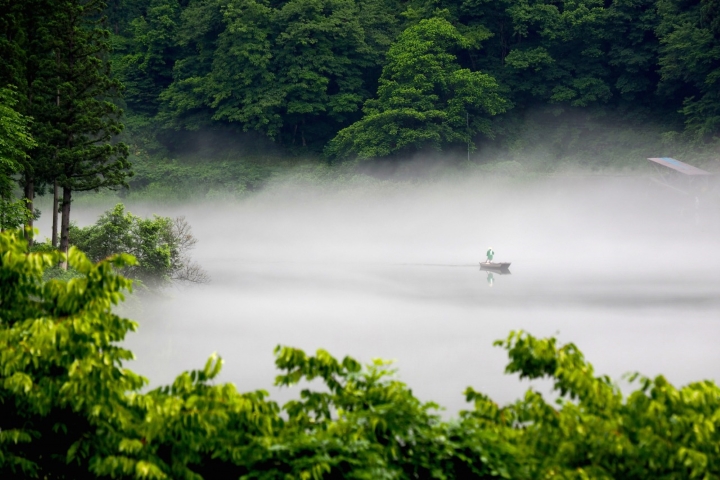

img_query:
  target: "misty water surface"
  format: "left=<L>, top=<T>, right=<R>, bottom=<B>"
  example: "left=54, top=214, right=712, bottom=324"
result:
left=40, top=175, right=720, bottom=413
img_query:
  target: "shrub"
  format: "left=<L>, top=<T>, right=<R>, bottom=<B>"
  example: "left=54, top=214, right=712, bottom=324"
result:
left=69, top=204, right=208, bottom=287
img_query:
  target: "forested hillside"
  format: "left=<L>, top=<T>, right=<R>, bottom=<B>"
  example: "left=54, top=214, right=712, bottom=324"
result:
left=105, top=0, right=720, bottom=154
left=2, top=0, right=720, bottom=219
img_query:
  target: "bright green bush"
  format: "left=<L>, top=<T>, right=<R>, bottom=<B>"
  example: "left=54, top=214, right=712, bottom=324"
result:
left=69, top=204, right=208, bottom=287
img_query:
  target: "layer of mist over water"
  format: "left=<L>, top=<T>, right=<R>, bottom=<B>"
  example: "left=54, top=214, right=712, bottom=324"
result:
left=37, top=173, right=720, bottom=413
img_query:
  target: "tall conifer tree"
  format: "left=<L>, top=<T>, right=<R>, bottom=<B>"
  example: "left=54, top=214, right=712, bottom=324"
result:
left=52, top=0, right=130, bottom=259
left=0, top=0, right=58, bottom=243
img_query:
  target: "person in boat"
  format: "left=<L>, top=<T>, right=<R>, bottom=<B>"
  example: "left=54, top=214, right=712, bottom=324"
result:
left=485, top=247, right=494, bottom=264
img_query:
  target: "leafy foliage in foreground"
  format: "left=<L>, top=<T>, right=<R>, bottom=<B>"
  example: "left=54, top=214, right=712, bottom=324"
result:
left=1, top=229, right=720, bottom=479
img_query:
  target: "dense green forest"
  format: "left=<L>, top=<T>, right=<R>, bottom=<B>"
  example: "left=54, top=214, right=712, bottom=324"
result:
left=105, top=0, right=720, bottom=151
left=2, top=0, right=720, bottom=224
left=3, top=229, right=720, bottom=479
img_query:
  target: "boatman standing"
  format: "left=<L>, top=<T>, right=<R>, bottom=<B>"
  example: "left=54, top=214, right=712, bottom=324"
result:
left=485, top=247, right=494, bottom=263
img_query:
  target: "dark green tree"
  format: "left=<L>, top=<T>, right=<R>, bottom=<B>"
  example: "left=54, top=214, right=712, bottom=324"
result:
left=499, top=0, right=611, bottom=109
left=265, top=0, right=377, bottom=147
left=83, top=0, right=720, bottom=157
left=326, top=16, right=508, bottom=159
left=155, top=0, right=226, bottom=131
left=105, top=0, right=150, bottom=35
left=0, top=87, right=36, bottom=231
left=0, top=0, right=61, bottom=243
left=114, top=0, right=183, bottom=118
left=52, top=0, right=131, bottom=260
left=158, top=0, right=382, bottom=149
left=657, top=0, right=720, bottom=139
left=602, top=0, right=662, bottom=109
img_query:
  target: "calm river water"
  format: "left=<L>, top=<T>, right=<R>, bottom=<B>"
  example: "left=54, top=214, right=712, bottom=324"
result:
left=43, top=175, right=720, bottom=413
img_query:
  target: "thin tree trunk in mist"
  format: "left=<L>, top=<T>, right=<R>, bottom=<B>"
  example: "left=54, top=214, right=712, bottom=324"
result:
left=52, top=179, right=59, bottom=248
left=53, top=88, right=60, bottom=248
left=24, top=84, right=35, bottom=245
left=21, top=70, right=38, bottom=245
left=59, top=186, right=71, bottom=269
left=23, top=179, right=34, bottom=246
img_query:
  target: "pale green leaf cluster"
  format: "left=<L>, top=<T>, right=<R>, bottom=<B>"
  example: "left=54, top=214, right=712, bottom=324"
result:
left=487, top=331, right=720, bottom=479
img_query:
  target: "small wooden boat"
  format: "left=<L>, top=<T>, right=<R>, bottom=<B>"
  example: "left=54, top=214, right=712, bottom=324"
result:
left=480, top=261, right=511, bottom=271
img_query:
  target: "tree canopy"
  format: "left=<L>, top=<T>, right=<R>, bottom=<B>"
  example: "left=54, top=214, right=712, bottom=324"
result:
left=101, top=0, right=720, bottom=159
left=326, top=17, right=508, bottom=159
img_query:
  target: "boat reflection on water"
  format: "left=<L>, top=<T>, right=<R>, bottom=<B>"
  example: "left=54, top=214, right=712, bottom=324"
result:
left=480, top=262, right=511, bottom=287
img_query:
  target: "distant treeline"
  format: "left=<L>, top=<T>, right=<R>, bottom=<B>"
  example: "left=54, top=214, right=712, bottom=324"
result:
left=108, top=0, right=720, bottom=156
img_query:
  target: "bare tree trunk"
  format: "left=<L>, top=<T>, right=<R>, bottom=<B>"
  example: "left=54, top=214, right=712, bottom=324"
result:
left=52, top=179, right=59, bottom=248
left=59, top=186, right=72, bottom=269
left=23, top=179, right=34, bottom=246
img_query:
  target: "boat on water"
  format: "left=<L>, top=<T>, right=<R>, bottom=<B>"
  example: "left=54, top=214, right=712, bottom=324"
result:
left=480, top=261, right=511, bottom=271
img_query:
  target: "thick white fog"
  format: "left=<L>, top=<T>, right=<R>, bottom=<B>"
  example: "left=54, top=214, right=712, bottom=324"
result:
left=37, top=173, right=720, bottom=413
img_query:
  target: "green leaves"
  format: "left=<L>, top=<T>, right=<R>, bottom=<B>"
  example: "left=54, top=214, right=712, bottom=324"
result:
left=149, top=0, right=385, bottom=148
left=0, top=87, right=35, bottom=173
left=486, top=330, right=720, bottom=479
left=69, top=203, right=208, bottom=287
left=0, top=87, right=35, bottom=231
left=326, top=17, right=508, bottom=159
left=656, top=0, right=720, bottom=139
left=1, top=229, right=142, bottom=477
left=4, top=230, right=720, bottom=478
